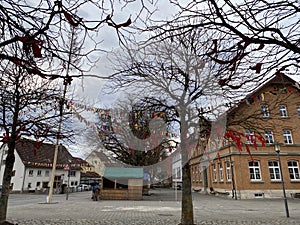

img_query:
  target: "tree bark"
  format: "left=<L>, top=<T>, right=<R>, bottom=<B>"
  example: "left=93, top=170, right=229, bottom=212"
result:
left=181, top=162, right=194, bottom=225
left=0, top=141, right=16, bottom=224
left=180, top=118, right=194, bottom=225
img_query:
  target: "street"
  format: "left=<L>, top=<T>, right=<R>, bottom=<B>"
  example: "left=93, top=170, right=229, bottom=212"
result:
left=6, top=188, right=300, bottom=225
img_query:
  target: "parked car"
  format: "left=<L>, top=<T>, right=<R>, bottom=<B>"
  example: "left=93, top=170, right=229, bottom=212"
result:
left=76, top=184, right=89, bottom=191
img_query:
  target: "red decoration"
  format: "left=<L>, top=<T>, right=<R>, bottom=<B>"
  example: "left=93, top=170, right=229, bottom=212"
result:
left=63, top=11, right=80, bottom=27
left=2, top=134, right=9, bottom=143
left=217, top=152, right=221, bottom=162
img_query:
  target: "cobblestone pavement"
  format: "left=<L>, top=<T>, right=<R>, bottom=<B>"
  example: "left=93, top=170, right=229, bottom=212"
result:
left=6, top=188, right=300, bottom=225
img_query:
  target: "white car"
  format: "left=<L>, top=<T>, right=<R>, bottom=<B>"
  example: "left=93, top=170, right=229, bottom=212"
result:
left=77, top=184, right=89, bottom=191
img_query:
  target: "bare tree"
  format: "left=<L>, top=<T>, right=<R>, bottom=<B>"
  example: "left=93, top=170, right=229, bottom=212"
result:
left=0, top=60, right=71, bottom=223
left=0, top=1, right=137, bottom=223
left=146, top=0, right=299, bottom=86
left=0, top=0, right=134, bottom=79
left=99, top=1, right=299, bottom=224
left=93, top=97, right=173, bottom=180
left=106, top=29, right=231, bottom=225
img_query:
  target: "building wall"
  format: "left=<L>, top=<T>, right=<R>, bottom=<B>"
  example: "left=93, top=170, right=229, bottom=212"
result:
left=85, top=152, right=106, bottom=176
left=191, top=78, right=300, bottom=198
left=172, top=150, right=182, bottom=187
left=21, top=167, right=80, bottom=192
left=0, top=144, right=81, bottom=192
left=0, top=144, right=26, bottom=191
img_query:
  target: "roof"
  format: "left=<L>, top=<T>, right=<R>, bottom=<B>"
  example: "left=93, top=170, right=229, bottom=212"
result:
left=15, top=138, right=81, bottom=170
left=226, top=74, right=299, bottom=116
left=103, top=167, right=144, bottom=179
left=81, top=171, right=101, bottom=178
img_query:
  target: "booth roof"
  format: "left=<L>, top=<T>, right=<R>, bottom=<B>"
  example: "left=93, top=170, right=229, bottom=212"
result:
left=103, top=167, right=144, bottom=179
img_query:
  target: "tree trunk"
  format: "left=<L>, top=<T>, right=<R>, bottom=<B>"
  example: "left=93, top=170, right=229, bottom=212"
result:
left=180, top=118, right=194, bottom=225
left=0, top=142, right=16, bottom=224
left=181, top=162, right=194, bottom=225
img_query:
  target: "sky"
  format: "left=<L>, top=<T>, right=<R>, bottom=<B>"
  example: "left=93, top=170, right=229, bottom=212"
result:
left=64, top=1, right=181, bottom=158
left=64, top=0, right=300, bottom=159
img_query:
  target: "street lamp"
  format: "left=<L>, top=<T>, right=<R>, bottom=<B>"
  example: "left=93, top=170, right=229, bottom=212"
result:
left=274, top=142, right=289, bottom=218
left=66, top=160, right=71, bottom=200
left=230, top=160, right=237, bottom=200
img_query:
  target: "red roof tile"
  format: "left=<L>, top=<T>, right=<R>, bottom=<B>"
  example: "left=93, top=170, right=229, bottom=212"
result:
left=15, top=139, right=81, bottom=170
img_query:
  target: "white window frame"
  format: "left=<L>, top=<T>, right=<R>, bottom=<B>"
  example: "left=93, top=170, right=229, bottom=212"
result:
left=45, top=170, right=50, bottom=177
left=213, top=164, right=217, bottom=182
left=264, top=130, right=274, bottom=144
left=69, top=171, right=76, bottom=177
left=279, top=105, right=288, bottom=117
left=248, top=161, right=262, bottom=181
left=283, top=130, right=293, bottom=144
left=37, top=170, right=42, bottom=176
left=288, top=161, right=300, bottom=181
left=199, top=169, right=202, bottom=182
left=195, top=166, right=199, bottom=182
left=192, top=167, right=196, bottom=182
left=226, top=162, right=231, bottom=181
left=297, top=106, right=300, bottom=117
left=219, top=163, right=224, bottom=181
left=261, top=104, right=269, bottom=117
left=268, top=161, right=281, bottom=181
left=245, top=129, right=255, bottom=144
left=28, top=170, right=34, bottom=176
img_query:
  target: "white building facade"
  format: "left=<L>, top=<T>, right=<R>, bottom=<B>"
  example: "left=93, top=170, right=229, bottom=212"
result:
left=0, top=139, right=81, bottom=193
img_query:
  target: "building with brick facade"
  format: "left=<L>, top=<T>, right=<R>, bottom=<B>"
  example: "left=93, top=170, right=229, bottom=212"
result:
left=190, top=75, right=300, bottom=199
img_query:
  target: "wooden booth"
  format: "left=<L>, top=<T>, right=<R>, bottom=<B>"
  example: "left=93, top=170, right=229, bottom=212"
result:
left=101, top=167, right=144, bottom=200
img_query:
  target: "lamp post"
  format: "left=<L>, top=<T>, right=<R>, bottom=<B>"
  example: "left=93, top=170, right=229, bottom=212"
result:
left=66, top=160, right=71, bottom=200
left=274, top=142, right=289, bottom=218
left=230, top=160, right=237, bottom=200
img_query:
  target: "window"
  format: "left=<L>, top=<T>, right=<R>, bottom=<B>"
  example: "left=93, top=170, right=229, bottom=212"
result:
left=264, top=130, right=274, bottom=144
left=28, top=170, right=34, bottom=176
left=199, top=169, right=202, bottom=182
left=268, top=161, right=281, bottom=180
left=245, top=129, right=255, bottom=144
left=69, top=171, right=76, bottom=177
left=12, top=170, right=16, bottom=177
left=261, top=104, right=269, bottom=117
left=45, top=170, right=50, bottom=177
left=279, top=105, right=288, bottom=117
left=226, top=162, right=231, bottom=181
left=75, top=181, right=78, bottom=185
left=42, top=182, right=49, bottom=188
left=192, top=167, right=195, bottom=182
left=213, top=164, right=217, bottom=182
left=283, top=130, right=293, bottom=144
left=37, top=170, right=42, bottom=176
left=36, top=182, right=41, bottom=187
left=195, top=167, right=199, bottom=182
left=219, top=163, right=224, bottom=181
left=176, top=168, right=181, bottom=179
left=248, top=161, right=262, bottom=181
left=297, top=106, right=300, bottom=117
left=288, top=161, right=300, bottom=180
left=27, top=183, right=32, bottom=188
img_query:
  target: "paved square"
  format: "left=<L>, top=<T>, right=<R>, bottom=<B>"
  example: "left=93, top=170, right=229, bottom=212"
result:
left=6, top=189, right=300, bottom=224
